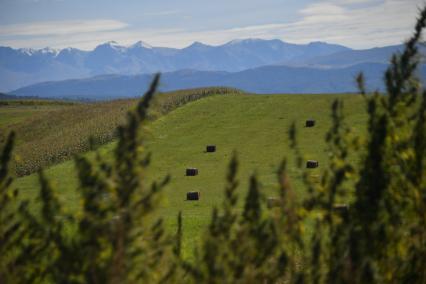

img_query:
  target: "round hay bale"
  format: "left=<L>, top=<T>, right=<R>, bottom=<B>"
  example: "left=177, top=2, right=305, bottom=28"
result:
left=186, top=168, right=199, bottom=176
left=187, top=191, right=200, bottom=201
left=267, top=197, right=281, bottom=208
left=206, top=145, right=216, bottom=152
left=306, top=119, right=316, bottom=127
left=306, top=160, right=319, bottom=168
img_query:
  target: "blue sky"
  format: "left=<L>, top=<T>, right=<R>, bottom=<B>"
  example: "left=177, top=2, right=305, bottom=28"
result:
left=0, top=0, right=423, bottom=50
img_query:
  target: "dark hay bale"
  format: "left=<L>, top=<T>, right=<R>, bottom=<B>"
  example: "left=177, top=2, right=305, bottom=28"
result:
left=186, top=168, right=199, bottom=176
left=306, top=160, right=319, bottom=168
left=206, top=145, right=216, bottom=152
left=306, top=119, right=316, bottom=127
left=187, top=191, right=200, bottom=201
left=267, top=197, right=281, bottom=208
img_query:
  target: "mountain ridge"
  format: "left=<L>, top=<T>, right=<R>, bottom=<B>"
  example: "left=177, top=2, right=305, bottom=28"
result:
left=13, top=62, right=425, bottom=100
left=0, top=38, right=361, bottom=91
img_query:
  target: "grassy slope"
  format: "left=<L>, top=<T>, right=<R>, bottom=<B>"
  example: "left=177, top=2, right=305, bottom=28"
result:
left=0, top=100, right=75, bottom=129
left=1, top=87, right=241, bottom=176
left=13, top=94, right=367, bottom=257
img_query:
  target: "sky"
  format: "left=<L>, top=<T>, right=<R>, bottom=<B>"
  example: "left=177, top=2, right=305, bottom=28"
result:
left=0, top=0, right=424, bottom=50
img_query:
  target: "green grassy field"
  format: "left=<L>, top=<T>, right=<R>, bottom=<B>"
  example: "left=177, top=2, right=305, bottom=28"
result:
left=0, top=100, right=75, bottom=129
left=10, top=93, right=368, bottom=258
left=0, top=87, right=241, bottom=176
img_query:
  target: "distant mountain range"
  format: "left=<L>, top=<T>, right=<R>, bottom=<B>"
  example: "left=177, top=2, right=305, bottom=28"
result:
left=12, top=62, right=426, bottom=100
left=0, top=39, right=411, bottom=93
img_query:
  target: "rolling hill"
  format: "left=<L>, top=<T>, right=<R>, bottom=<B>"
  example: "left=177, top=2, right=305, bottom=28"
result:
left=1, top=87, right=242, bottom=176
left=11, top=93, right=368, bottom=257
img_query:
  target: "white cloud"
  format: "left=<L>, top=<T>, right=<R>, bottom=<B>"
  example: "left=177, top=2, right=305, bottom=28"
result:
left=0, top=0, right=424, bottom=49
left=143, top=10, right=181, bottom=16
left=135, top=0, right=426, bottom=49
left=0, top=19, right=128, bottom=36
left=331, top=0, right=377, bottom=4
left=193, top=0, right=423, bottom=48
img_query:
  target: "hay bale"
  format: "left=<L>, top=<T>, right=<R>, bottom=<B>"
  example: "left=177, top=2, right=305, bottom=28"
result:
left=206, top=145, right=216, bottom=152
left=306, top=160, right=319, bottom=168
left=187, top=191, right=200, bottom=200
left=267, top=197, right=281, bottom=208
left=306, top=119, right=315, bottom=127
left=186, top=168, right=199, bottom=176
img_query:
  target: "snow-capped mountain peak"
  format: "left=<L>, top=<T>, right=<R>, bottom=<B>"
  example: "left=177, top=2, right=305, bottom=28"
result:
left=18, top=48, right=37, bottom=56
left=39, top=47, right=59, bottom=55
left=96, top=41, right=126, bottom=52
left=130, top=41, right=153, bottom=49
left=17, top=47, right=59, bottom=56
